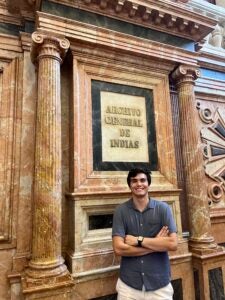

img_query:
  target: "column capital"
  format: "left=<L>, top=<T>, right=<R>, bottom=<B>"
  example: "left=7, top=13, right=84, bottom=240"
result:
left=31, top=31, right=70, bottom=64
left=171, top=65, right=200, bottom=85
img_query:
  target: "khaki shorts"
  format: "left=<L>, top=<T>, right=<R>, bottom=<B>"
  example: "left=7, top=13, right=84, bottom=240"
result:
left=116, top=278, right=174, bottom=300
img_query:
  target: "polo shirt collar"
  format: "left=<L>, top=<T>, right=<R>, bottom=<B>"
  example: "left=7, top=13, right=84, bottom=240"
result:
left=127, top=198, right=156, bottom=211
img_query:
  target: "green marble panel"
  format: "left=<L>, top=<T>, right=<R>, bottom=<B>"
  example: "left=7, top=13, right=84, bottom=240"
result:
left=0, top=21, right=34, bottom=36
left=0, top=23, right=22, bottom=36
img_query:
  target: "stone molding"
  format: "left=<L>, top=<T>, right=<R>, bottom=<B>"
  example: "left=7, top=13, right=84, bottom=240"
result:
left=20, top=32, right=32, bottom=52
left=189, top=0, right=225, bottom=23
left=37, top=12, right=199, bottom=67
left=189, top=0, right=225, bottom=53
left=0, top=57, right=19, bottom=249
left=3, top=0, right=215, bottom=42
left=0, top=3, right=23, bottom=25
left=69, top=45, right=178, bottom=194
left=0, top=33, right=22, bottom=57
left=0, top=32, right=24, bottom=251
left=47, top=0, right=216, bottom=41
left=5, top=0, right=42, bottom=20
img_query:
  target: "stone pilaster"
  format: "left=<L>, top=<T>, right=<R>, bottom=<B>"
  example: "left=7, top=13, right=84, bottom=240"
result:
left=172, top=65, right=218, bottom=254
left=22, top=32, right=74, bottom=298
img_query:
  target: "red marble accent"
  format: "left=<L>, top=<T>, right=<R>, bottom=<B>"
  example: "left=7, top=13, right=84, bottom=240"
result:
left=172, top=65, right=218, bottom=253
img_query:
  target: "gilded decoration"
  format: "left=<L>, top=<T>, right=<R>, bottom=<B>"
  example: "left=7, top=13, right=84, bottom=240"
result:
left=198, top=103, right=225, bottom=204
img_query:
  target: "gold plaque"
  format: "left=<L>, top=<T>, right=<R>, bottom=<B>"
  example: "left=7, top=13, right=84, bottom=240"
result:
left=101, top=91, right=149, bottom=162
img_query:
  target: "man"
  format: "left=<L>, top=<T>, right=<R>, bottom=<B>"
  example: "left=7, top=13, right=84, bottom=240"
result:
left=112, top=168, right=178, bottom=300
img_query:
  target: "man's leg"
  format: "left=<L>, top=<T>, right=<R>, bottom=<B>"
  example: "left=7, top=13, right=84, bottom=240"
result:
left=144, top=283, right=174, bottom=300
left=116, top=278, right=144, bottom=300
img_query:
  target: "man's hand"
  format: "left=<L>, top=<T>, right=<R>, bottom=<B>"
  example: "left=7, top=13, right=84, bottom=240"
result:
left=141, top=232, right=178, bottom=252
left=156, top=226, right=169, bottom=237
left=124, top=234, right=138, bottom=246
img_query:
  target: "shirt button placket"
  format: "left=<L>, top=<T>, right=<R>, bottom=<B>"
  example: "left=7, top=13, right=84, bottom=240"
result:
left=140, top=214, right=144, bottom=235
left=140, top=259, right=144, bottom=275
left=140, top=213, right=145, bottom=286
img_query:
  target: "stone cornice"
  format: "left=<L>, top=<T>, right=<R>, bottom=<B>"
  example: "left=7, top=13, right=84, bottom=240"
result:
left=5, top=0, right=42, bottom=21
left=188, top=0, right=225, bottom=25
left=0, top=3, right=23, bottom=25
left=48, top=0, right=217, bottom=42
left=37, top=11, right=199, bottom=67
left=188, top=1, right=225, bottom=72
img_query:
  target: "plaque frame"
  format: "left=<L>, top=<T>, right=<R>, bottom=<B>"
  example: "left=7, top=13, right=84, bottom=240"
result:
left=69, top=44, right=178, bottom=194
left=92, top=80, right=157, bottom=171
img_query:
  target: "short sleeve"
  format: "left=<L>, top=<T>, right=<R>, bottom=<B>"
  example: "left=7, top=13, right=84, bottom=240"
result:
left=112, top=205, right=126, bottom=238
left=161, top=203, right=177, bottom=233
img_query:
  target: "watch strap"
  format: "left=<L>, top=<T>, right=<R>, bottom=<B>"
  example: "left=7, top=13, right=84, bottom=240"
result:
left=137, top=239, right=142, bottom=247
left=137, top=236, right=144, bottom=247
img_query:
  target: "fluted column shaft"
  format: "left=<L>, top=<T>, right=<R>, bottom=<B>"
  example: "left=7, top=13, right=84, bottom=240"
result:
left=172, top=65, right=216, bottom=252
left=28, top=32, right=70, bottom=276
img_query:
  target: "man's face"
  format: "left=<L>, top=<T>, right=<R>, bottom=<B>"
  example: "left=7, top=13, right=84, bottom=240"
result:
left=129, top=173, right=149, bottom=198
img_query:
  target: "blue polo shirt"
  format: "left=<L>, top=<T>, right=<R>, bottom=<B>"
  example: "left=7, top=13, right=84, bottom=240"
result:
left=112, top=198, right=177, bottom=291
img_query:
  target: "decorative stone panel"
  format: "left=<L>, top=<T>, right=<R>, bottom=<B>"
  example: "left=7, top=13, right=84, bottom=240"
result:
left=198, top=104, right=225, bottom=206
left=0, top=57, right=20, bottom=248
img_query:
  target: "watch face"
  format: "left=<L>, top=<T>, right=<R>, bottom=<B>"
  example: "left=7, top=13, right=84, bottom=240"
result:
left=138, top=236, right=143, bottom=242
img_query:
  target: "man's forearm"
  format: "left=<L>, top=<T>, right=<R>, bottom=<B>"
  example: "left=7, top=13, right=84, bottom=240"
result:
left=113, top=236, right=153, bottom=256
left=114, top=243, right=153, bottom=256
left=124, top=230, right=178, bottom=252
left=141, top=235, right=177, bottom=252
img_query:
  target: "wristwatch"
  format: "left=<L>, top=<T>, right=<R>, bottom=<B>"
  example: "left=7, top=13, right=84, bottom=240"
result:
left=137, top=236, right=144, bottom=247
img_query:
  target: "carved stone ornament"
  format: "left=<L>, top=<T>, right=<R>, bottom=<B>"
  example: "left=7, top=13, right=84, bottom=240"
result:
left=172, top=65, right=201, bottom=86
left=31, top=32, right=70, bottom=64
left=197, top=103, right=225, bottom=203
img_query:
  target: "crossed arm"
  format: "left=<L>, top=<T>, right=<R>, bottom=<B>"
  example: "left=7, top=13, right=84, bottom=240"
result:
left=112, top=226, right=178, bottom=257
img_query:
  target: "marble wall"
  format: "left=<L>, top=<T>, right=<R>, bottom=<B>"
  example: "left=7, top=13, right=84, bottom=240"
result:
left=1, top=0, right=225, bottom=299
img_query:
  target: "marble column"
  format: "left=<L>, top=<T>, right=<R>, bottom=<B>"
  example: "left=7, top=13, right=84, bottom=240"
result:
left=172, top=65, right=217, bottom=254
left=22, top=32, right=73, bottom=296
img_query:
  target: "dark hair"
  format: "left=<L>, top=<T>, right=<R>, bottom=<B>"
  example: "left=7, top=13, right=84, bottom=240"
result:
left=127, top=168, right=151, bottom=187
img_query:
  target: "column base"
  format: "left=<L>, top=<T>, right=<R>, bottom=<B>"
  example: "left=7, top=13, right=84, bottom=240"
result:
left=25, top=257, right=68, bottom=279
left=188, top=236, right=222, bottom=255
left=22, top=280, right=74, bottom=300
left=22, top=261, right=74, bottom=299
left=22, top=272, right=74, bottom=299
